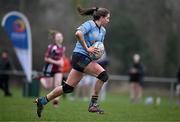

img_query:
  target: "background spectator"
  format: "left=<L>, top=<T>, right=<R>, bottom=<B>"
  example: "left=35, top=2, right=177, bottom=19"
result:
left=0, top=50, right=12, bottom=96
left=128, top=54, right=144, bottom=103
left=176, top=67, right=180, bottom=104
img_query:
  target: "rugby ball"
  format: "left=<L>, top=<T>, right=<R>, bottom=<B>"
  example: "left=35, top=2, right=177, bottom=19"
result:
left=89, top=42, right=104, bottom=60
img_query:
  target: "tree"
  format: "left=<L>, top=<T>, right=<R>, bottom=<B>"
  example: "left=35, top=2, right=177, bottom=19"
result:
left=107, top=11, right=151, bottom=73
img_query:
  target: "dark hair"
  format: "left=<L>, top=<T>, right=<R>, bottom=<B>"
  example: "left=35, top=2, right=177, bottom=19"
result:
left=1, top=50, right=8, bottom=54
left=77, top=6, right=110, bottom=20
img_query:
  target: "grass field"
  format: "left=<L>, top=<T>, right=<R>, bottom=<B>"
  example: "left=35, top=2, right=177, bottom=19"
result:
left=0, top=87, right=180, bottom=122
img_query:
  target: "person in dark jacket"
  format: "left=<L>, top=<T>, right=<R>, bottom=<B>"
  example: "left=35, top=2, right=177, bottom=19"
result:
left=176, top=67, right=180, bottom=104
left=0, top=50, right=12, bottom=96
left=129, top=54, right=144, bottom=103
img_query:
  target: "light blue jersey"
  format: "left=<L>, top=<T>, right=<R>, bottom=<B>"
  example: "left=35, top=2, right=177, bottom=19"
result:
left=73, top=20, right=106, bottom=56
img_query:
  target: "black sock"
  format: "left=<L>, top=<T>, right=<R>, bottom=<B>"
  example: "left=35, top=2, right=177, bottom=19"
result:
left=45, top=96, right=49, bottom=102
left=91, top=95, right=98, bottom=103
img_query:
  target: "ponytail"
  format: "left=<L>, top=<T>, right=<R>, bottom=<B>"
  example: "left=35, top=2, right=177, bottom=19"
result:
left=48, top=29, right=59, bottom=40
left=77, top=6, right=110, bottom=20
left=77, top=6, right=97, bottom=16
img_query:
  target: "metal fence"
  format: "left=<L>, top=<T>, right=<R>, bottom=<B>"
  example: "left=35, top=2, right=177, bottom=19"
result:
left=0, top=70, right=177, bottom=98
left=110, top=75, right=177, bottom=100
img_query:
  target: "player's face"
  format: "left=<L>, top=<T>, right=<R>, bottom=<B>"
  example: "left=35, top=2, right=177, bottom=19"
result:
left=133, top=54, right=140, bottom=63
left=55, top=33, right=63, bottom=44
left=101, top=13, right=110, bottom=26
left=2, top=52, right=8, bottom=59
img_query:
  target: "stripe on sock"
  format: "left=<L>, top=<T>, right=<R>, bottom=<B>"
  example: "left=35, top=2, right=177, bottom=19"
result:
left=45, top=96, right=49, bottom=102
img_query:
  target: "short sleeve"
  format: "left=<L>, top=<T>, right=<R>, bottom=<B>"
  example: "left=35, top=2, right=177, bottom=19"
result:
left=45, top=44, right=53, bottom=58
left=77, top=21, right=92, bottom=34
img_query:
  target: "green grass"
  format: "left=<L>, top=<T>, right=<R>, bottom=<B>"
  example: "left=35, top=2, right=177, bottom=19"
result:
left=0, top=87, right=180, bottom=121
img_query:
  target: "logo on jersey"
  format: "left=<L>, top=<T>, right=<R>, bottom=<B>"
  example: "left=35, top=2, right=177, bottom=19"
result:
left=93, top=33, right=97, bottom=38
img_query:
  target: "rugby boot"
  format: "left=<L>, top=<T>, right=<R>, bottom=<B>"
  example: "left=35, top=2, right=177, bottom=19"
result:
left=88, top=102, right=104, bottom=114
left=34, top=97, right=44, bottom=118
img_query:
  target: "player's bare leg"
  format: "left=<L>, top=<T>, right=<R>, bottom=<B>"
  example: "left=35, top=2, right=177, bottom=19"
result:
left=52, top=73, right=63, bottom=107
left=88, top=79, right=105, bottom=114
left=84, top=62, right=108, bottom=114
left=34, top=69, right=83, bottom=117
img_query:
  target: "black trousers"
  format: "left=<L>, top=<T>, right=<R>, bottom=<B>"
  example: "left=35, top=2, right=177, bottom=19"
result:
left=0, top=75, right=11, bottom=95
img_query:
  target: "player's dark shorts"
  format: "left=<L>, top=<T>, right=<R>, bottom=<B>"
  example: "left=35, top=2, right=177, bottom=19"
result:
left=129, top=79, right=143, bottom=86
left=43, top=70, right=62, bottom=77
left=43, top=71, right=55, bottom=77
left=71, top=52, right=92, bottom=73
left=43, top=64, right=61, bottom=77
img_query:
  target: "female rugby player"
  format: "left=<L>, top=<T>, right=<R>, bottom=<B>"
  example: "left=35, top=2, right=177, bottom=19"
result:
left=35, top=6, right=110, bottom=117
left=40, top=30, right=64, bottom=107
